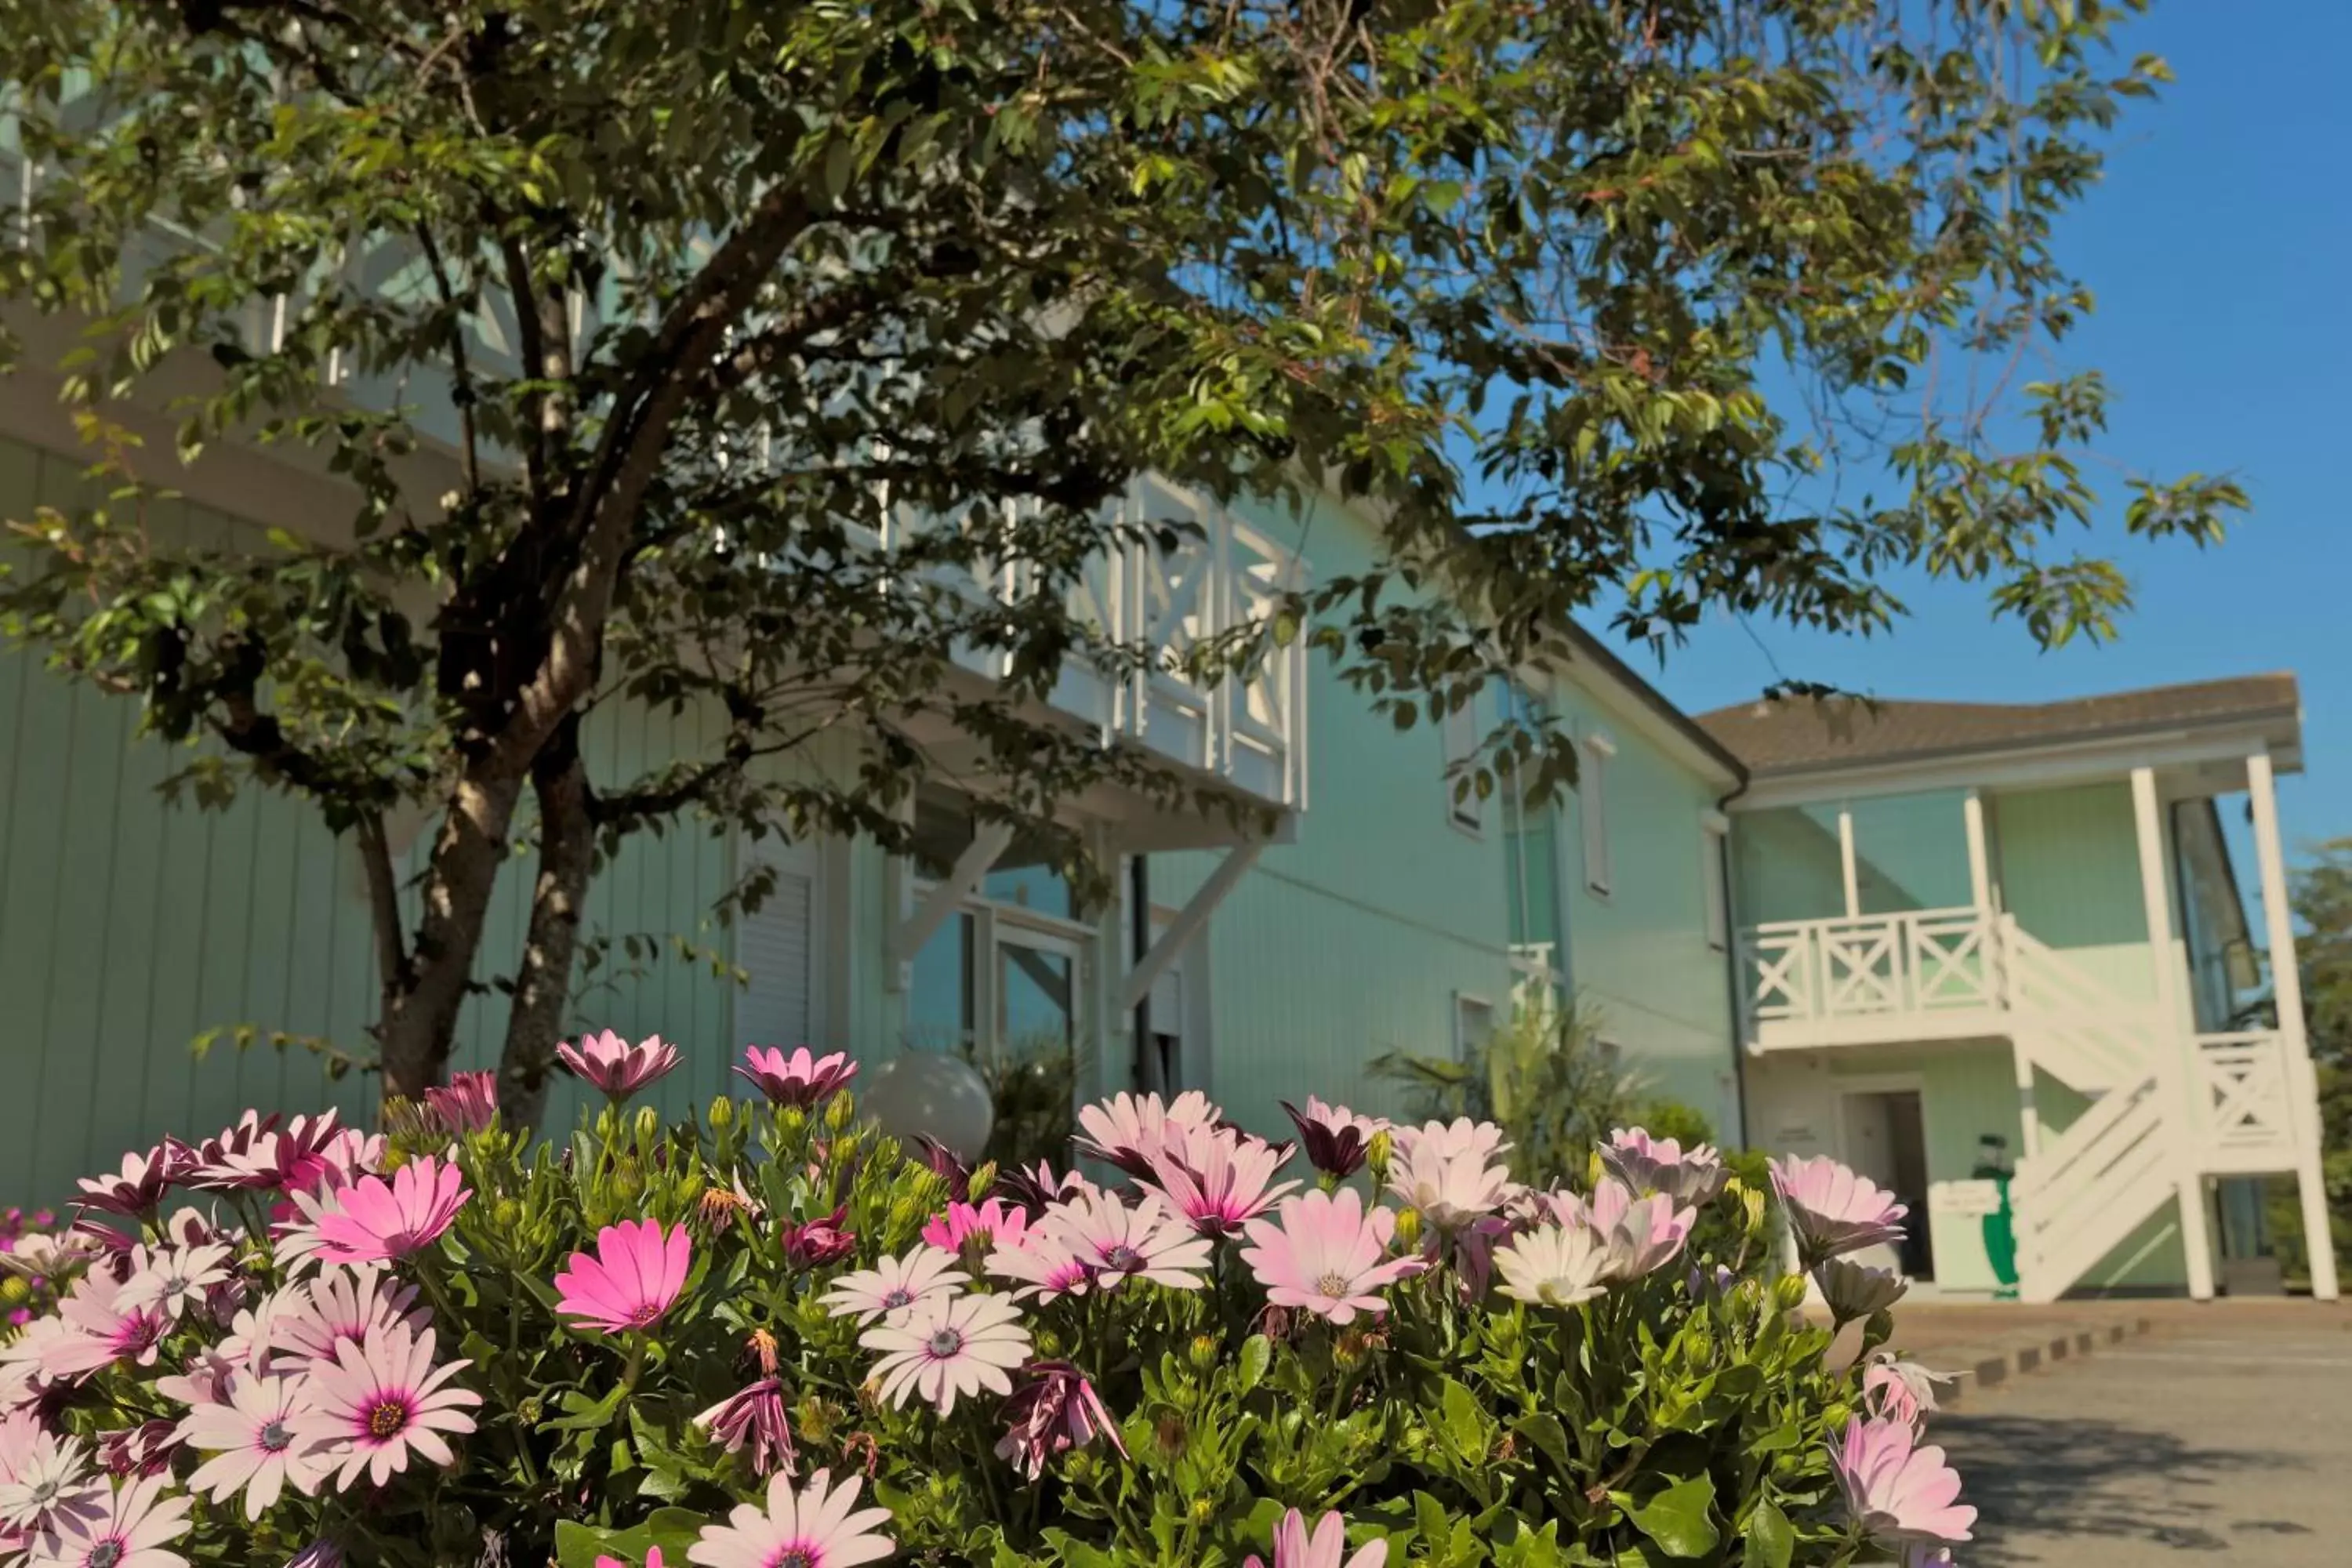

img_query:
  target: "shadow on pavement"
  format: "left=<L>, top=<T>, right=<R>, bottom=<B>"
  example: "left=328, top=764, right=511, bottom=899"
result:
left=1936, top=1411, right=2307, bottom=1554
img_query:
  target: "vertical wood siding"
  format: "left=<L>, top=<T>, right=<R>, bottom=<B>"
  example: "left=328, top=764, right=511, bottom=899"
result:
left=0, top=434, right=736, bottom=1206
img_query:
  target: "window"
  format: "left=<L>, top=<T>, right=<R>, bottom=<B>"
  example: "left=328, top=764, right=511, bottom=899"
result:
left=1453, top=992, right=1497, bottom=1061
left=1580, top=734, right=1615, bottom=895
left=1441, top=693, right=1483, bottom=833
left=738, top=837, right=822, bottom=1047
left=1702, top=815, right=1730, bottom=951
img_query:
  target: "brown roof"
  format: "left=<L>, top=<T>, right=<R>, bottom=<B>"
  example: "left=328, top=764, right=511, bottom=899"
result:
left=1694, top=673, right=2301, bottom=778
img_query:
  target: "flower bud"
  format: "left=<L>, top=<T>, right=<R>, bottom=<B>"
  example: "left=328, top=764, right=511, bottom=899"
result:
left=1154, top=1412, right=1188, bottom=1457
left=1367, top=1127, right=1394, bottom=1186
left=825, top=1091, right=856, bottom=1131
left=1333, top=1332, right=1367, bottom=1371
left=1189, top=1497, right=1216, bottom=1527
left=1740, top=1185, right=1767, bottom=1237
left=492, top=1198, right=523, bottom=1232
left=709, top=1096, right=735, bottom=1130
left=967, top=1160, right=998, bottom=1202
left=886, top=1196, right=920, bottom=1237
left=1392, top=1205, right=1421, bottom=1250
left=0, top=1278, right=27, bottom=1305
left=635, top=1105, right=661, bottom=1144
left=1773, top=1272, right=1810, bottom=1312
left=778, top=1107, right=808, bottom=1141
left=1188, top=1334, right=1219, bottom=1373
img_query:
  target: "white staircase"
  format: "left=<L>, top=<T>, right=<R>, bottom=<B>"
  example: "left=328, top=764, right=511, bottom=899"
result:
left=1738, top=904, right=2311, bottom=1303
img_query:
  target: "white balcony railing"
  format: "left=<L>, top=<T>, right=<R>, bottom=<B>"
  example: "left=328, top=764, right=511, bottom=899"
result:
left=2194, top=1030, right=2299, bottom=1167
left=1739, top=906, right=2002, bottom=1033
left=857, top=474, right=1308, bottom=810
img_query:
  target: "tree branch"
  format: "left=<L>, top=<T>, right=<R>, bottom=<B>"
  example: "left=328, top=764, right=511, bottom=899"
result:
left=354, top=810, right=412, bottom=993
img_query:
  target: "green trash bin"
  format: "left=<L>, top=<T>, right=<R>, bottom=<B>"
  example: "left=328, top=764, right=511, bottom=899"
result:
left=1975, top=1134, right=2020, bottom=1301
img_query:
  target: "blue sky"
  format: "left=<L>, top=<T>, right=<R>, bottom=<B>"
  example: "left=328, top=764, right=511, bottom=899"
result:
left=1610, top=4, right=2350, bottom=866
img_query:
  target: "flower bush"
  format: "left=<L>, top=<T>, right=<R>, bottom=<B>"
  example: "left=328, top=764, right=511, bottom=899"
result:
left=0, top=1037, right=1974, bottom=1568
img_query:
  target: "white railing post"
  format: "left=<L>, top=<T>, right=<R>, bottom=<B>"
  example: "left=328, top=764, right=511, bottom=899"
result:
left=2132, top=766, right=2215, bottom=1301
left=2248, top=749, right=2340, bottom=1301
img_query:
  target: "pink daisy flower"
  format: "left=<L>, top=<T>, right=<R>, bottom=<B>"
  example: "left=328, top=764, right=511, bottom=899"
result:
left=597, top=1554, right=666, bottom=1568
left=1388, top=1116, right=1508, bottom=1166
left=735, top=1047, right=859, bottom=1108
left=695, top=1378, right=796, bottom=1479
left=1073, top=1091, right=1218, bottom=1178
left=38, top=1275, right=167, bottom=1382
left=96, top=1421, right=180, bottom=1482
left=1385, top=1123, right=1513, bottom=1231
left=818, top=1246, right=967, bottom=1327
left=152, top=1346, right=238, bottom=1412
left=685, top=1468, right=893, bottom=1568
left=267, top=1185, right=344, bottom=1279
left=554, top=1219, right=692, bottom=1334
left=1247, top=1508, right=1388, bottom=1568
left=421, top=1071, right=499, bottom=1136
left=1862, top=1356, right=1952, bottom=1432
left=1816, top=1258, right=1908, bottom=1323
left=74, top=1149, right=173, bottom=1218
left=0, top=1418, right=101, bottom=1537
left=1829, top=1417, right=1976, bottom=1548
left=291, top=1324, right=481, bottom=1489
left=277, top=1265, right=427, bottom=1370
left=20, top=1473, right=189, bottom=1568
left=1599, top=1128, right=1727, bottom=1207
left=311, top=1156, right=472, bottom=1265
left=1769, top=1155, right=1909, bottom=1265
left=860, top=1292, right=1029, bottom=1416
left=920, top=1200, right=1027, bottom=1255
left=1239, top=1189, right=1424, bottom=1324
left=1570, top=1179, right=1696, bottom=1283
left=179, top=1372, right=331, bottom=1518
left=118, top=1242, right=236, bottom=1324
left=1142, top=1124, right=1301, bottom=1239
left=983, top=1229, right=1094, bottom=1303
left=1029, top=1189, right=1211, bottom=1294
left=779, top=1207, right=856, bottom=1269
left=996, top=1160, right=1091, bottom=1215
left=187, top=1112, right=347, bottom=1193
left=557, top=1030, right=681, bottom=1102
left=1280, top=1098, right=1387, bottom=1180
left=994, top=1360, right=1128, bottom=1479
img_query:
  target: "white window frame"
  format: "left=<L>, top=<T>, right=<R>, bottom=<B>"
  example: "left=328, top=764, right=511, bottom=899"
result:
left=1452, top=990, right=1497, bottom=1062
left=1701, top=810, right=1731, bottom=952
left=907, top=866, right=1097, bottom=1065
left=1441, top=693, right=1483, bottom=835
left=1581, top=732, right=1617, bottom=897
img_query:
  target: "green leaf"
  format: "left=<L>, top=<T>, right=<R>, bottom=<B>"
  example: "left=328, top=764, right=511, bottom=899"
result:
left=1628, top=1475, right=1719, bottom=1560
left=1439, top=1377, right=1485, bottom=1460
left=1238, top=1333, right=1272, bottom=1394
left=1741, top=1501, right=1794, bottom=1568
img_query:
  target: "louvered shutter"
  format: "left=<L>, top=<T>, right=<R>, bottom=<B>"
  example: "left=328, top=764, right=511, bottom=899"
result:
left=738, top=843, right=818, bottom=1047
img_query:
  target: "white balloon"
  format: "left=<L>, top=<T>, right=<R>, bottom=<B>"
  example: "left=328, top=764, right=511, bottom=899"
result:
left=862, top=1052, right=996, bottom=1162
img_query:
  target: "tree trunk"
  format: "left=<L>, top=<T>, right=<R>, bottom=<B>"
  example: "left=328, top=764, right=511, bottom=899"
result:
left=378, top=768, right=528, bottom=1101
left=497, top=716, right=593, bottom=1135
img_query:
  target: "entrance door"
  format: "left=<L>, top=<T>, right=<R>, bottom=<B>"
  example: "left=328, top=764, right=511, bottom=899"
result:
left=1840, top=1088, right=1935, bottom=1280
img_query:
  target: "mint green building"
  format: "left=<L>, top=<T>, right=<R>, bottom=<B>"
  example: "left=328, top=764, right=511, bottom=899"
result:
left=0, top=374, right=2336, bottom=1302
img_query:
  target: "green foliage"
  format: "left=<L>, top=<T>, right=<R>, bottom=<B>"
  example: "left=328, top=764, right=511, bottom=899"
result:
left=1374, top=999, right=1638, bottom=1188
left=0, top=0, right=2238, bottom=1110
left=962, top=1030, right=1087, bottom=1173
left=2261, top=840, right=2352, bottom=1281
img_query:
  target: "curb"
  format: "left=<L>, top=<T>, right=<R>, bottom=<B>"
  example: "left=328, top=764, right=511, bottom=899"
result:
left=1937, top=1314, right=2153, bottom=1406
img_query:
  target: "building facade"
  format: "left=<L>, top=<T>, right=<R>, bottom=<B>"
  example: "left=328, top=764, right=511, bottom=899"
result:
left=0, top=385, right=2336, bottom=1301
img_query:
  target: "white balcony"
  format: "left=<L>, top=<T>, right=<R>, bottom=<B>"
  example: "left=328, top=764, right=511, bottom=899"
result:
left=858, top=474, right=1308, bottom=842
left=2194, top=1030, right=2302, bottom=1174
left=1737, top=906, right=2007, bottom=1051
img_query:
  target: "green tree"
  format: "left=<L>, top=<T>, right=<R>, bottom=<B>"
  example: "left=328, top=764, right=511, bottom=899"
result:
left=0, top=0, right=2240, bottom=1127
left=2270, top=839, right=2352, bottom=1276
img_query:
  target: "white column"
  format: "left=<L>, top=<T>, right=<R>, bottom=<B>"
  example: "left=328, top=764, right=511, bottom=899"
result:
left=2133, top=766, right=2217, bottom=1300
left=1838, top=808, right=1860, bottom=918
left=2246, top=749, right=2341, bottom=1300
left=1963, top=789, right=1993, bottom=912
